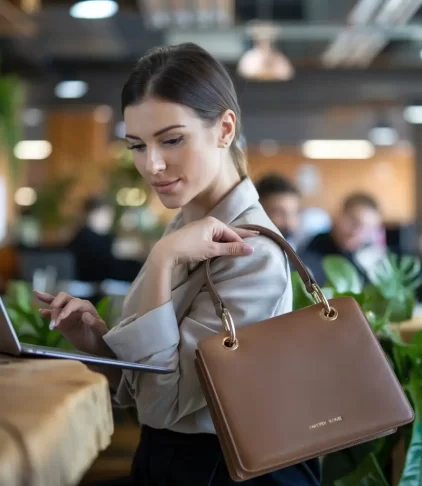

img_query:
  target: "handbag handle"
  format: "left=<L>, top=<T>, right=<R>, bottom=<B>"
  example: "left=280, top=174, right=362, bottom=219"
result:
left=204, top=224, right=335, bottom=348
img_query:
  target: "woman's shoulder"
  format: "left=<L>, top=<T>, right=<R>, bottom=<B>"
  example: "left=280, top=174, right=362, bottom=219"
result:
left=235, top=202, right=288, bottom=262
left=210, top=204, right=290, bottom=285
left=205, top=205, right=292, bottom=321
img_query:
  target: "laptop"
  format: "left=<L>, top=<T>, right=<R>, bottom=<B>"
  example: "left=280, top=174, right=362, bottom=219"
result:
left=0, top=297, right=174, bottom=373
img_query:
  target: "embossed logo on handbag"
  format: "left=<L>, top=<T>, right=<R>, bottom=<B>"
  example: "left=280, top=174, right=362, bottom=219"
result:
left=309, top=416, right=343, bottom=430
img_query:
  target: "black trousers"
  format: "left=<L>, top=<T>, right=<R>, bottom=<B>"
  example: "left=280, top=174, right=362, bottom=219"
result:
left=131, top=426, right=320, bottom=486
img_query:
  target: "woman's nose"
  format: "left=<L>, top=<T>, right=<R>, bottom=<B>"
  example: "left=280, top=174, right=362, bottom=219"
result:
left=146, top=147, right=166, bottom=175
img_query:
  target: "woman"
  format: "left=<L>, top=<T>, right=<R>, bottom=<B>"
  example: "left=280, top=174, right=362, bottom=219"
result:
left=34, top=43, right=320, bottom=485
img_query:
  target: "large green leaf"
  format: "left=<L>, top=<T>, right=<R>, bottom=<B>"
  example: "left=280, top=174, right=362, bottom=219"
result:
left=396, top=367, right=422, bottom=485
left=400, top=256, right=421, bottom=284
left=400, top=331, right=422, bottom=366
left=361, top=285, right=391, bottom=332
left=334, top=452, right=389, bottom=486
left=367, top=253, right=421, bottom=303
left=323, top=436, right=395, bottom=486
left=322, top=442, right=379, bottom=486
left=291, top=271, right=313, bottom=310
left=389, top=293, right=416, bottom=324
left=11, top=281, right=32, bottom=313
left=95, top=296, right=113, bottom=324
left=398, top=422, right=422, bottom=485
left=322, top=256, right=363, bottom=294
left=4, top=281, right=73, bottom=350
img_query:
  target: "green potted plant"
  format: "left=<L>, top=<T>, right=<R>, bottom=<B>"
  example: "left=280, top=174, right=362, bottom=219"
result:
left=292, top=253, right=422, bottom=485
left=0, top=73, right=24, bottom=184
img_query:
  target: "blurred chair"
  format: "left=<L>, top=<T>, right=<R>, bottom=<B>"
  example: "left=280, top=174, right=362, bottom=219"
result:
left=18, top=248, right=100, bottom=299
left=18, top=248, right=76, bottom=283
left=385, top=223, right=417, bottom=255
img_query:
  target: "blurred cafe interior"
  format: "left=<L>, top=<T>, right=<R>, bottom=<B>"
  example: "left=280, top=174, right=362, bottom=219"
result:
left=3, top=0, right=422, bottom=485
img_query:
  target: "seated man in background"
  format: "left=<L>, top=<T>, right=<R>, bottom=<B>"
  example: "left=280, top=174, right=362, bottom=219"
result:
left=255, top=173, right=301, bottom=248
left=299, top=193, right=384, bottom=285
left=68, top=196, right=118, bottom=283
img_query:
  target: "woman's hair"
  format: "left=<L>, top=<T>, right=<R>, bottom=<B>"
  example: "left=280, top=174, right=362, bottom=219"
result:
left=121, top=43, right=247, bottom=177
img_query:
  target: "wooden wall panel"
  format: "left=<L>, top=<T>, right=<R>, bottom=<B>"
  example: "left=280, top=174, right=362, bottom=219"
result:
left=45, top=107, right=113, bottom=216
left=247, top=146, right=415, bottom=224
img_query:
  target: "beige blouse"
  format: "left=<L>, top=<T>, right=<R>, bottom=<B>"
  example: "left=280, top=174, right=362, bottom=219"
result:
left=103, top=177, right=292, bottom=434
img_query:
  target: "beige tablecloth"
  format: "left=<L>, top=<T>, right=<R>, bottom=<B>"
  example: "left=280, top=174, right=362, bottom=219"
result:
left=0, top=354, right=113, bottom=486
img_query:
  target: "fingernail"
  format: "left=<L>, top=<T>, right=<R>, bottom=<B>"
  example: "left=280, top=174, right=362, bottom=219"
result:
left=250, top=230, right=260, bottom=234
left=242, top=244, right=254, bottom=254
left=49, top=320, right=56, bottom=330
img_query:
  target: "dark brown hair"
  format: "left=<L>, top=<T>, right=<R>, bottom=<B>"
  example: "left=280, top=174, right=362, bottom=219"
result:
left=255, top=174, right=299, bottom=199
left=343, top=192, right=379, bottom=213
left=121, top=43, right=247, bottom=177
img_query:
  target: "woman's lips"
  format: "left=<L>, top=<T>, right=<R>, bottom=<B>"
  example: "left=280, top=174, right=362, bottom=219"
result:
left=152, top=179, right=180, bottom=194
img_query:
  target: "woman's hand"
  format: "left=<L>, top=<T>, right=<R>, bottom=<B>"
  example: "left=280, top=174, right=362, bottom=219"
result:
left=151, top=216, right=258, bottom=268
left=33, top=290, right=113, bottom=356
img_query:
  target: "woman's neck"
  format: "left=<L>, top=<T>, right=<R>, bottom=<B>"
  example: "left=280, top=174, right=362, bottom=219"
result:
left=182, top=166, right=242, bottom=224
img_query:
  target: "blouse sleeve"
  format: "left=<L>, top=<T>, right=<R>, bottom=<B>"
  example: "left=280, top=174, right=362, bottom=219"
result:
left=103, top=235, right=292, bottom=429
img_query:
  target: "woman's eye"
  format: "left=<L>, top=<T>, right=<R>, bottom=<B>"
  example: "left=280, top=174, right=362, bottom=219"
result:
left=163, top=135, right=183, bottom=147
left=128, top=144, right=146, bottom=153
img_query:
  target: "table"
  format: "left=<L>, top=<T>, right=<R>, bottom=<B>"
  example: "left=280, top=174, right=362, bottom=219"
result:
left=0, top=354, right=114, bottom=486
left=397, top=316, right=422, bottom=342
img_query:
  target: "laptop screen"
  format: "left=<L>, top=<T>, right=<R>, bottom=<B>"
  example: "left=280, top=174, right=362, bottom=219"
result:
left=0, top=297, right=22, bottom=356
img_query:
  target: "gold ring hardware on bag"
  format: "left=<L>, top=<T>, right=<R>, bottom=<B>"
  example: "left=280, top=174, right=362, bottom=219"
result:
left=221, top=308, right=238, bottom=349
left=222, top=336, right=239, bottom=350
left=311, top=284, right=338, bottom=320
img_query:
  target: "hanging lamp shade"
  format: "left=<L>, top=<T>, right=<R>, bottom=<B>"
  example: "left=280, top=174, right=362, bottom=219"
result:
left=237, top=23, right=294, bottom=81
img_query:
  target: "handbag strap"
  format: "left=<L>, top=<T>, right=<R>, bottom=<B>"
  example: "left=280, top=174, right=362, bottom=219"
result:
left=204, top=224, right=334, bottom=345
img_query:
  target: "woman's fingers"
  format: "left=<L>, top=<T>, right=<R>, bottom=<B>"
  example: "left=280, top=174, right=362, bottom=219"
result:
left=217, top=225, right=259, bottom=243
left=231, top=227, right=260, bottom=239
left=39, top=308, right=53, bottom=317
left=82, top=312, right=105, bottom=329
left=33, top=290, right=55, bottom=304
left=208, top=222, right=257, bottom=257
left=210, top=240, right=254, bottom=257
left=38, top=308, right=61, bottom=331
left=54, top=298, right=95, bottom=328
left=49, top=292, right=74, bottom=310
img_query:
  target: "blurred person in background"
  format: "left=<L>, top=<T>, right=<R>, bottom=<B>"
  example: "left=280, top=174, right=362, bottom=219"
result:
left=255, top=174, right=301, bottom=248
left=68, top=196, right=117, bottom=283
left=299, top=193, right=384, bottom=285
left=35, top=43, right=320, bottom=485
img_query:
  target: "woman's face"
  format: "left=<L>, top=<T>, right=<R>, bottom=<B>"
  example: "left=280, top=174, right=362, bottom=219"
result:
left=124, top=97, right=231, bottom=209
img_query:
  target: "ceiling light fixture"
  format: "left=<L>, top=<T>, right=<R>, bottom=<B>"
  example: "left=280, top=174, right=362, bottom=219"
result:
left=368, top=126, right=398, bottom=146
left=14, top=187, right=37, bottom=206
left=404, top=105, right=422, bottom=124
left=14, top=141, right=52, bottom=160
left=237, top=22, right=294, bottom=81
left=70, top=0, right=118, bottom=19
left=302, top=140, right=375, bottom=160
left=55, top=80, right=88, bottom=99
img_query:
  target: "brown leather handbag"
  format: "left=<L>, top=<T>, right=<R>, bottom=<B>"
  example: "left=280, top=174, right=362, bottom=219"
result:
left=195, top=224, right=414, bottom=482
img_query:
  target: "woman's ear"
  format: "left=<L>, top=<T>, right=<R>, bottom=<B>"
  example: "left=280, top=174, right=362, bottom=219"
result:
left=218, top=109, right=236, bottom=147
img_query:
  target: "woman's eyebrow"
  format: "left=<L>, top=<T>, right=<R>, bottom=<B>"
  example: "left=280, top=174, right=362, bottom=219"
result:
left=125, top=124, right=186, bottom=140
